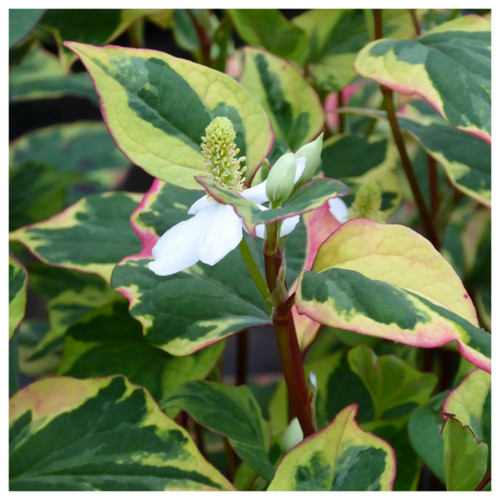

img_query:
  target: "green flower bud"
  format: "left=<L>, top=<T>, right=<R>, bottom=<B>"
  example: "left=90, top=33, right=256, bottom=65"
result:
left=265, top=152, right=298, bottom=204
left=294, top=133, right=324, bottom=185
left=350, top=179, right=386, bottom=222
left=281, top=417, right=304, bottom=453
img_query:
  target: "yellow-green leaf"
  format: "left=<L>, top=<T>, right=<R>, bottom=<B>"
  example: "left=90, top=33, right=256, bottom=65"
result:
left=66, top=42, right=273, bottom=189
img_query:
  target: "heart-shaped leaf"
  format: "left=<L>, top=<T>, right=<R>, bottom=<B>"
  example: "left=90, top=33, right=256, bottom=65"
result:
left=347, top=344, right=437, bottom=420
left=111, top=180, right=271, bottom=356
left=9, top=376, right=233, bottom=491
left=66, top=42, right=273, bottom=189
left=355, top=15, right=491, bottom=142
left=268, top=404, right=395, bottom=491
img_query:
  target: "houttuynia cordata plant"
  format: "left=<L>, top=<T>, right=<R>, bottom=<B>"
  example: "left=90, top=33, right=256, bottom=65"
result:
left=9, top=8, right=491, bottom=492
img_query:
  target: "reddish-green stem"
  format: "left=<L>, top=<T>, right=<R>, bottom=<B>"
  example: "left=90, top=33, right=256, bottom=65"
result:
left=373, top=10, right=440, bottom=249
left=264, top=222, right=316, bottom=438
left=428, top=155, right=440, bottom=219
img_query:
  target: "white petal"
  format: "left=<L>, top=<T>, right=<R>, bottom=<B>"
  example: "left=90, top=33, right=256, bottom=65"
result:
left=294, top=157, right=307, bottom=183
left=328, top=197, right=349, bottom=223
left=241, top=180, right=269, bottom=204
left=197, top=204, right=243, bottom=266
left=188, top=195, right=213, bottom=215
left=148, top=217, right=201, bottom=276
left=279, top=215, right=300, bottom=237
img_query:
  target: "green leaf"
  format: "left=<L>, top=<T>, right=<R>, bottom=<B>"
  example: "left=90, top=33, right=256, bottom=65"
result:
left=66, top=42, right=273, bottom=189
left=9, top=9, right=45, bottom=48
left=111, top=181, right=271, bottom=356
left=27, top=265, right=121, bottom=358
left=39, top=9, right=156, bottom=71
left=163, top=380, right=274, bottom=481
left=10, top=122, right=131, bottom=229
left=354, top=15, right=491, bottom=142
left=365, top=422, right=421, bottom=491
left=10, top=192, right=142, bottom=284
left=198, top=176, right=349, bottom=237
left=240, top=47, right=323, bottom=150
left=442, top=369, right=490, bottom=444
left=341, top=104, right=491, bottom=207
left=347, top=344, right=437, bottom=420
left=9, top=376, right=234, bottom=491
left=298, top=267, right=490, bottom=373
left=229, top=9, right=309, bottom=65
left=293, top=9, right=370, bottom=91
left=408, top=392, right=447, bottom=483
left=9, top=44, right=98, bottom=104
left=312, top=219, right=480, bottom=325
left=9, top=256, right=27, bottom=340
left=442, top=415, right=488, bottom=491
left=58, top=301, right=224, bottom=405
left=321, top=133, right=401, bottom=216
left=268, top=404, right=395, bottom=491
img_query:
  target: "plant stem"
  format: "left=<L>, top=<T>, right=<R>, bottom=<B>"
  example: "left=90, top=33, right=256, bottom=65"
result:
left=187, top=9, right=212, bottom=67
left=428, top=155, right=440, bottom=219
left=380, top=87, right=440, bottom=249
left=409, top=9, right=421, bottom=36
left=239, top=238, right=273, bottom=311
left=373, top=9, right=440, bottom=249
left=264, top=222, right=316, bottom=438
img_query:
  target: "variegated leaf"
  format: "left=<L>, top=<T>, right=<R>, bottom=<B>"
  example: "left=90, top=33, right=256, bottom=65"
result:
left=39, top=9, right=157, bottom=71
left=240, top=47, right=323, bottom=150
left=355, top=15, right=491, bottom=142
left=9, top=256, right=28, bottom=340
left=10, top=192, right=142, bottom=284
left=297, top=267, right=490, bottom=373
left=198, top=176, right=348, bottom=237
left=9, top=376, right=234, bottom=491
left=10, top=121, right=131, bottom=229
left=66, top=42, right=273, bottom=189
left=59, top=302, right=224, bottom=405
left=292, top=9, right=370, bottom=92
left=9, top=43, right=97, bottom=104
left=268, top=404, right=395, bottom=491
left=111, top=180, right=271, bottom=356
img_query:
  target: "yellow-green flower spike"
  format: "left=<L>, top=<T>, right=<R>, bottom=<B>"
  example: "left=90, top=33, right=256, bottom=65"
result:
left=349, top=179, right=386, bottom=222
left=201, top=117, right=246, bottom=191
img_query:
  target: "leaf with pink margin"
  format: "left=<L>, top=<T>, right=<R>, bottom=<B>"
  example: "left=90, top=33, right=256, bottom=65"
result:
left=111, top=180, right=272, bottom=356
left=10, top=192, right=142, bottom=284
left=268, top=404, right=396, bottom=491
left=65, top=42, right=273, bottom=190
left=296, top=219, right=491, bottom=372
left=354, top=15, right=491, bottom=142
left=197, top=176, right=348, bottom=237
left=290, top=202, right=343, bottom=351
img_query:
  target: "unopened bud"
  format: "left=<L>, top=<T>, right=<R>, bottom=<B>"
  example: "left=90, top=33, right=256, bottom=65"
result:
left=265, top=152, right=298, bottom=204
left=294, top=133, right=324, bottom=185
left=350, top=179, right=386, bottom=222
left=281, top=418, right=304, bottom=453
